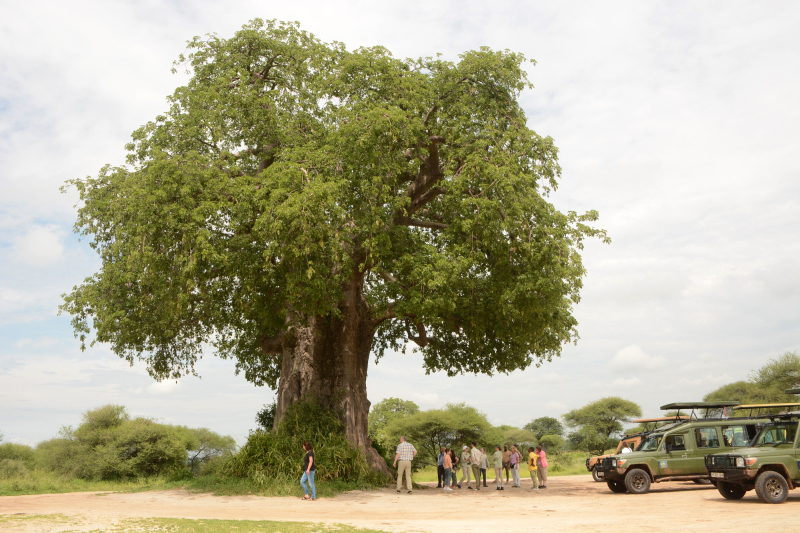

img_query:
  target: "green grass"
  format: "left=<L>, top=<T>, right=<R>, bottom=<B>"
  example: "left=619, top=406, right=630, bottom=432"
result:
left=0, top=515, right=390, bottom=533
left=0, top=469, right=383, bottom=498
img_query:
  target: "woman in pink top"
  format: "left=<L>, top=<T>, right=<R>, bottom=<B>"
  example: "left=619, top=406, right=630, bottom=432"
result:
left=535, top=445, right=548, bottom=488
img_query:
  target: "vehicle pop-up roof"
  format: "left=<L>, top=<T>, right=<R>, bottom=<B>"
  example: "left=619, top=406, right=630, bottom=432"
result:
left=632, top=416, right=688, bottom=432
left=659, top=401, right=740, bottom=420
left=732, top=403, right=800, bottom=416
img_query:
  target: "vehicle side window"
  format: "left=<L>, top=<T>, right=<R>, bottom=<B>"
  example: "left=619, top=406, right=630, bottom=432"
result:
left=721, top=425, right=749, bottom=447
left=664, top=434, right=685, bottom=452
left=695, top=427, right=720, bottom=449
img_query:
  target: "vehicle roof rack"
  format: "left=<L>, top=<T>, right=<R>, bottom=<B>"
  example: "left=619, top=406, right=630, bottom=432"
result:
left=633, top=416, right=689, bottom=423
left=785, top=388, right=800, bottom=395
left=660, top=401, right=740, bottom=420
left=732, top=403, right=800, bottom=416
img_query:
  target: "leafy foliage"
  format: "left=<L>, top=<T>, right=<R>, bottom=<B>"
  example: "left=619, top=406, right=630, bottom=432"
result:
left=563, top=397, right=641, bottom=454
left=224, top=399, right=388, bottom=486
left=538, top=434, right=565, bottom=453
left=180, top=427, right=237, bottom=474
left=60, top=19, right=607, bottom=392
left=703, top=352, right=800, bottom=405
left=255, top=401, right=277, bottom=432
left=367, top=398, right=419, bottom=445
left=382, top=403, right=501, bottom=468
left=524, top=416, right=564, bottom=440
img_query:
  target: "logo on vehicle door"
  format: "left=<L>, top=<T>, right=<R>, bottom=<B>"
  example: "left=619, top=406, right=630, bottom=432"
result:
left=659, top=461, right=668, bottom=468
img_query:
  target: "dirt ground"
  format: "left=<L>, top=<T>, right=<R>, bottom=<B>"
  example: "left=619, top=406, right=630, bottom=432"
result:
left=2, top=475, right=799, bottom=532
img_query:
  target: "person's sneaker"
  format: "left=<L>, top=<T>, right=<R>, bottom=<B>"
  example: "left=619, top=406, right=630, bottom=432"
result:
left=408, top=490, right=412, bottom=494
left=468, top=486, right=473, bottom=490
left=483, top=483, right=488, bottom=487
left=532, top=487, right=539, bottom=490
left=500, top=487, right=505, bottom=490
left=457, top=484, right=461, bottom=489
left=444, top=487, right=452, bottom=491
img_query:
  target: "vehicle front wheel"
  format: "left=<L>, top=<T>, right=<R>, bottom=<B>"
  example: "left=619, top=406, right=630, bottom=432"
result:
left=592, top=467, right=603, bottom=482
left=624, top=468, right=651, bottom=494
left=716, top=481, right=746, bottom=500
left=755, top=471, right=789, bottom=504
left=607, top=479, right=627, bottom=493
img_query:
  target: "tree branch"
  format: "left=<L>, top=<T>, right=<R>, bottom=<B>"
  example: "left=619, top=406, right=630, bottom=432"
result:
left=394, top=217, right=449, bottom=231
left=407, top=187, right=445, bottom=216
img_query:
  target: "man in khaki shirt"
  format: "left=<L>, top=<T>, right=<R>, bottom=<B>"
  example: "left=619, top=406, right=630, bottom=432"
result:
left=459, top=445, right=472, bottom=489
left=470, top=442, right=483, bottom=491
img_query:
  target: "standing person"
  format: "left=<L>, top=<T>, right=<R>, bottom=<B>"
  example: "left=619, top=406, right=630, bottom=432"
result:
left=510, top=445, right=521, bottom=488
left=300, top=441, right=316, bottom=501
left=442, top=447, right=454, bottom=491
left=502, top=445, right=512, bottom=483
left=459, top=445, right=472, bottom=489
left=492, top=445, right=504, bottom=490
left=527, top=446, right=539, bottom=490
left=437, top=446, right=446, bottom=488
left=479, top=448, right=489, bottom=487
left=449, top=448, right=459, bottom=488
left=393, top=436, right=417, bottom=494
left=536, top=445, right=549, bottom=489
left=470, top=442, right=483, bottom=491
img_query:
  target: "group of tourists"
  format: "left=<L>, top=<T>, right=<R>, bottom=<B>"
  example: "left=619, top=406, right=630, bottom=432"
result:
left=393, top=437, right=548, bottom=494
left=300, top=436, right=549, bottom=499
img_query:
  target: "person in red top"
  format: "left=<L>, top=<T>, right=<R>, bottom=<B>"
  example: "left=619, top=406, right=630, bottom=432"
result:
left=536, top=445, right=549, bottom=488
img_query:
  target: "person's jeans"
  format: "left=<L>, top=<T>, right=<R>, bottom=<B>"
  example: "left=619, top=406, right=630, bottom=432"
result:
left=480, top=468, right=487, bottom=485
left=437, top=464, right=445, bottom=486
left=443, top=467, right=452, bottom=487
left=301, top=470, right=316, bottom=499
left=512, top=465, right=521, bottom=487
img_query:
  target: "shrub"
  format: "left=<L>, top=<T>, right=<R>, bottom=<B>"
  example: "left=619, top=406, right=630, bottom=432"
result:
left=0, top=459, right=29, bottom=479
left=224, top=399, right=389, bottom=487
left=0, top=443, right=35, bottom=468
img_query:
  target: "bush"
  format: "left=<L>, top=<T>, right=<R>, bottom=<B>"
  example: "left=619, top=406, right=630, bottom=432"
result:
left=0, top=459, right=29, bottom=478
left=0, top=443, right=35, bottom=468
left=224, top=399, right=389, bottom=488
left=539, top=434, right=565, bottom=453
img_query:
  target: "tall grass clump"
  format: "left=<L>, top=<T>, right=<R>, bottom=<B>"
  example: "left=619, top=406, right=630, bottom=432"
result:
left=223, top=399, right=389, bottom=492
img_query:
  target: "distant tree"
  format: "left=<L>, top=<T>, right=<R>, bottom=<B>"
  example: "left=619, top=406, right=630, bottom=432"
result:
left=179, top=427, right=237, bottom=474
left=703, top=380, right=786, bottom=405
left=524, top=416, right=564, bottom=440
left=368, top=398, right=419, bottom=445
left=538, top=434, right=565, bottom=453
left=564, top=397, right=641, bottom=454
left=750, top=352, right=800, bottom=392
left=501, top=427, right=538, bottom=448
left=384, top=403, right=499, bottom=468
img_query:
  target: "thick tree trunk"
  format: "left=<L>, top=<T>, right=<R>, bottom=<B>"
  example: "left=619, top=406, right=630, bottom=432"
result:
left=274, top=275, right=390, bottom=476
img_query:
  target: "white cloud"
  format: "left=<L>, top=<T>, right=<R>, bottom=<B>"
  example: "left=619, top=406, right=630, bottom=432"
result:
left=611, top=346, right=665, bottom=370
left=612, top=377, right=642, bottom=388
left=412, top=392, right=439, bottom=406
left=11, top=226, right=65, bottom=266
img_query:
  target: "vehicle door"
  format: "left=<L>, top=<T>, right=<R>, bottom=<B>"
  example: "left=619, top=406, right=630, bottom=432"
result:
left=688, top=426, right=722, bottom=472
left=655, top=431, right=693, bottom=475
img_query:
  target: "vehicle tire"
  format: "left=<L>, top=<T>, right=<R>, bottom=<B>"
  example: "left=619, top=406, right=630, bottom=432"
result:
left=607, top=480, right=627, bottom=493
left=716, top=481, right=746, bottom=500
left=624, top=468, right=651, bottom=494
left=592, top=467, right=603, bottom=482
left=692, top=478, right=712, bottom=485
left=754, top=471, right=789, bottom=504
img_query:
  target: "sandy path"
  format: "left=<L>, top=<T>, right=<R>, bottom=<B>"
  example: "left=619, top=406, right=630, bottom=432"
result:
left=2, top=475, right=798, bottom=532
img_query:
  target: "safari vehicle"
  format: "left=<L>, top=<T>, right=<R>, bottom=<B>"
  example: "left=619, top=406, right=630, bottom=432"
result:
left=596, top=401, right=765, bottom=494
left=585, top=417, right=687, bottom=482
left=705, top=394, right=800, bottom=504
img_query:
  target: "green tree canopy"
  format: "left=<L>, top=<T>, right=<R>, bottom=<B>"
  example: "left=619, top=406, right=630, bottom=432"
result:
left=383, top=403, right=501, bottom=468
left=61, top=19, right=607, bottom=468
left=368, top=397, right=419, bottom=443
left=564, top=397, right=642, bottom=440
left=524, top=416, right=564, bottom=440
left=703, top=352, right=800, bottom=406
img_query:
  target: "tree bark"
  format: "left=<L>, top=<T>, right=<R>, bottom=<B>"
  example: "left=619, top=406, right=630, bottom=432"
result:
left=274, top=274, right=390, bottom=476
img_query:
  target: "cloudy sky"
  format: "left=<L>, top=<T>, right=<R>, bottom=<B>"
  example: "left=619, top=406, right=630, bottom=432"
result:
left=1, top=1, right=799, bottom=447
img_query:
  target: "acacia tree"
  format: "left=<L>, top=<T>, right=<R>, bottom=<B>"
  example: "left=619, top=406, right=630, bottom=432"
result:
left=62, top=20, right=607, bottom=471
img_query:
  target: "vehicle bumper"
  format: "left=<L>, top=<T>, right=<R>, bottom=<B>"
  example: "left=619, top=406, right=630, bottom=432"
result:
left=706, top=467, right=757, bottom=483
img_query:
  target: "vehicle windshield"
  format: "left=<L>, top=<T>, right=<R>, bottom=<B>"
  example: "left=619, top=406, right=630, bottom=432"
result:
left=753, top=422, right=798, bottom=447
left=639, top=434, right=663, bottom=452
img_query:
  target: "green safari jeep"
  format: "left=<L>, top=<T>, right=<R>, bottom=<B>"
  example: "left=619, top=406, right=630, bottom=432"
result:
left=596, top=402, right=763, bottom=494
left=705, top=398, right=800, bottom=504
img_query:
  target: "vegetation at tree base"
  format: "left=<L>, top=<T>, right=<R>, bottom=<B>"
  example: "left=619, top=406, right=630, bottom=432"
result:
left=225, top=399, right=389, bottom=487
left=704, top=352, right=800, bottom=405
left=524, top=416, right=564, bottom=439
left=60, top=18, right=608, bottom=470
left=563, top=397, right=641, bottom=455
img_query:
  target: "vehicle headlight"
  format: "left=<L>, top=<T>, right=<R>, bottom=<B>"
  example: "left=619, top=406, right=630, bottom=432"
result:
left=735, top=457, right=744, bottom=468
left=610, top=459, right=617, bottom=467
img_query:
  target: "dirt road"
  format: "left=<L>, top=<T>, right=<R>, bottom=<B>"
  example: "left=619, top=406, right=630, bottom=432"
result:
left=2, top=475, right=797, bottom=532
